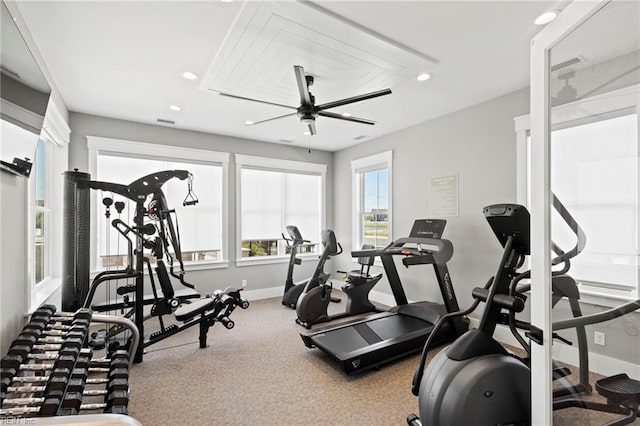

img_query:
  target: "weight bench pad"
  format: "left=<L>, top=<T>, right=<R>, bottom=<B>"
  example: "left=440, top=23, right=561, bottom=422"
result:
left=174, top=298, right=216, bottom=322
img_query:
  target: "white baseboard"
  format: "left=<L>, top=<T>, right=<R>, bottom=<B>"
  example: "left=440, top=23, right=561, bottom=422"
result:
left=470, top=318, right=640, bottom=381
left=242, top=286, right=282, bottom=301
left=242, top=285, right=397, bottom=307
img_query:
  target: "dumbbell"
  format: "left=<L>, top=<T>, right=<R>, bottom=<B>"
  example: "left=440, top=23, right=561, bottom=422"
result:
left=2, top=337, right=89, bottom=374
left=0, top=388, right=129, bottom=416
left=4, top=377, right=128, bottom=400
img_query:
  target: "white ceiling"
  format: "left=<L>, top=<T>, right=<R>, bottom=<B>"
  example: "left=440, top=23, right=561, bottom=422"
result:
left=14, top=0, right=571, bottom=152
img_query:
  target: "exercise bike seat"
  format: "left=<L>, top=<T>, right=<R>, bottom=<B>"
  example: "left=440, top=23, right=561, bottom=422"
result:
left=344, top=245, right=380, bottom=285
left=174, top=298, right=216, bottom=322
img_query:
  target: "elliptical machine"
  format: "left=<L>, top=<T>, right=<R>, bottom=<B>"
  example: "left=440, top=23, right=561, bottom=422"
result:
left=295, top=231, right=383, bottom=328
left=408, top=202, right=640, bottom=425
left=282, top=225, right=339, bottom=308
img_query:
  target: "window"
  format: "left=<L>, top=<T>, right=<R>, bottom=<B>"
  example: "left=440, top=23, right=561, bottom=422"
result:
left=352, top=151, right=393, bottom=251
left=515, top=85, right=639, bottom=302
left=87, top=137, right=229, bottom=271
left=32, top=139, right=49, bottom=284
left=236, top=154, right=326, bottom=264
left=28, top=103, right=70, bottom=310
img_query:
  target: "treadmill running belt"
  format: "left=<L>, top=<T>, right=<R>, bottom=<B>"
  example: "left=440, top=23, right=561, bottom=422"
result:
left=310, top=314, right=431, bottom=359
left=354, top=323, right=383, bottom=345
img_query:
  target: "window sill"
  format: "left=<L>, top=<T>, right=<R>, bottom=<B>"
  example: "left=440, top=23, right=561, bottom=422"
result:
left=236, top=254, right=319, bottom=267
left=30, top=277, right=61, bottom=312
left=576, top=283, right=638, bottom=308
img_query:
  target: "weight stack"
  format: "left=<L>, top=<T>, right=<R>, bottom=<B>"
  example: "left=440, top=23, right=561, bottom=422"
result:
left=62, top=170, right=91, bottom=311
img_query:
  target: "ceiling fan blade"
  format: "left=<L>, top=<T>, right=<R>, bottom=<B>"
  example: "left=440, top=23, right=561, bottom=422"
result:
left=294, top=65, right=313, bottom=106
left=317, top=111, right=376, bottom=125
left=247, top=112, right=298, bottom=126
left=316, top=88, right=392, bottom=111
left=219, top=92, right=296, bottom=110
left=307, top=121, right=316, bottom=135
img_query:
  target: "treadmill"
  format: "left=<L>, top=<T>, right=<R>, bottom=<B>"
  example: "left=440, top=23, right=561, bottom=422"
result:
left=300, top=219, right=468, bottom=374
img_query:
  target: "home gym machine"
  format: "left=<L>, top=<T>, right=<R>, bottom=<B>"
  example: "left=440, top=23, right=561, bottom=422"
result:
left=300, top=219, right=468, bottom=374
left=408, top=203, right=639, bottom=425
left=281, top=225, right=340, bottom=308
left=295, top=229, right=383, bottom=328
left=0, top=305, right=139, bottom=420
left=62, top=170, right=249, bottom=363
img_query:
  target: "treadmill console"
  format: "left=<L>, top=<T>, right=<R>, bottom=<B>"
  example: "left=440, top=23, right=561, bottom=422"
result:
left=409, top=219, right=447, bottom=239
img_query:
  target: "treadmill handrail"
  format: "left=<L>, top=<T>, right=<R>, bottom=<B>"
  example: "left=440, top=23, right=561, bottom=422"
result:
left=351, top=237, right=453, bottom=264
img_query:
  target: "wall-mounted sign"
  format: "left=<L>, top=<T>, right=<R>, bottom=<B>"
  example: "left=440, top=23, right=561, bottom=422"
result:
left=430, top=174, right=458, bottom=217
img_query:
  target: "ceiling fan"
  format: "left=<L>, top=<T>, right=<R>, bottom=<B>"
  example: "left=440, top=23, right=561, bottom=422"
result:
left=219, top=65, right=392, bottom=135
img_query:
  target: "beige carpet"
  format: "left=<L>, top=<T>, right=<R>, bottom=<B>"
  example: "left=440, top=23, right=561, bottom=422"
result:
left=126, top=296, right=638, bottom=425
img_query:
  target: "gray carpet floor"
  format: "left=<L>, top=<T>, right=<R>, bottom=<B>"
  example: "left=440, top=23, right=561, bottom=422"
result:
left=126, top=295, right=638, bottom=425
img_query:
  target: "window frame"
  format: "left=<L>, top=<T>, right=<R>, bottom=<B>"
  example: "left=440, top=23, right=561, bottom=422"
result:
left=351, top=150, right=393, bottom=259
left=235, top=154, right=327, bottom=266
left=87, top=136, right=230, bottom=272
left=514, top=83, right=640, bottom=305
left=28, top=102, right=69, bottom=311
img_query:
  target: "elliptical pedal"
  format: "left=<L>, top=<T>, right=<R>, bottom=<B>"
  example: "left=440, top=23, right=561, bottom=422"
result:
left=596, top=374, right=640, bottom=404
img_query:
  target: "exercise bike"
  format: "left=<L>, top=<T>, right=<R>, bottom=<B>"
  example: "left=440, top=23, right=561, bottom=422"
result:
left=295, top=230, right=383, bottom=328
left=408, top=203, right=640, bottom=425
left=281, top=225, right=340, bottom=308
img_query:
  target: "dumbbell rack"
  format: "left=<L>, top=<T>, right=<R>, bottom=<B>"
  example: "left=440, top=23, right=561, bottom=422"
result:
left=1, top=305, right=139, bottom=420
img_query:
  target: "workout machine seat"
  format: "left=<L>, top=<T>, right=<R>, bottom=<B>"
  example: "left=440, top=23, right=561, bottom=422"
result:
left=174, top=298, right=216, bottom=322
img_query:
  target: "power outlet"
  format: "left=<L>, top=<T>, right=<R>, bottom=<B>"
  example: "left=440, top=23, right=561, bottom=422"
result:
left=594, top=331, right=606, bottom=346
left=241, top=279, right=247, bottom=289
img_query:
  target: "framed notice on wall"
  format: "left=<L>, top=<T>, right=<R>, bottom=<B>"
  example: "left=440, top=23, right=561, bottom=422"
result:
left=430, top=174, right=458, bottom=217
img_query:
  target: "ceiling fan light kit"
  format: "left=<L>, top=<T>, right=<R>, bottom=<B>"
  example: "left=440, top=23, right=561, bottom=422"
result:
left=221, top=65, right=392, bottom=136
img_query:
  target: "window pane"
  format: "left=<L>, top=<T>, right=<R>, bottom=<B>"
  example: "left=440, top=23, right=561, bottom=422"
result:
left=550, top=114, right=638, bottom=291
left=96, top=154, right=223, bottom=266
left=283, top=173, right=321, bottom=240
left=362, top=168, right=389, bottom=248
left=34, top=140, right=46, bottom=207
left=35, top=210, right=45, bottom=283
left=240, top=167, right=322, bottom=257
left=241, top=169, right=283, bottom=241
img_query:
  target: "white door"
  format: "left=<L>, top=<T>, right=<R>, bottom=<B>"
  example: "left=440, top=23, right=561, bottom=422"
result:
left=530, top=0, right=640, bottom=424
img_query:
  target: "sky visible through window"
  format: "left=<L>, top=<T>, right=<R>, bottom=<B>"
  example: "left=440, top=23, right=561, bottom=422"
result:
left=364, top=168, right=388, bottom=212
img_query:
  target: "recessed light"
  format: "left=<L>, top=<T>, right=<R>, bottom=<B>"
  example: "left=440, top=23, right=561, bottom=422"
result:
left=535, top=10, right=558, bottom=25
left=169, top=105, right=181, bottom=111
left=341, top=112, right=352, bottom=117
left=417, top=73, right=432, bottom=82
left=245, top=121, right=255, bottom=126
left=220, top=0, right=233, bottom=3
left=182, top=71, right=199, bottom=80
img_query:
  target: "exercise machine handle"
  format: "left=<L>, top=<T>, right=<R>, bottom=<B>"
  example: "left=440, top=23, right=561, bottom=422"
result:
left=471, top=287, right=525, bottom=313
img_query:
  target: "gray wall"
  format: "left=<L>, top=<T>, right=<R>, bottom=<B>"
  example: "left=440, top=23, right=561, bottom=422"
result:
left=68, top=112, right=334, bottom=297
left=332, top=88, right=530, bottom=315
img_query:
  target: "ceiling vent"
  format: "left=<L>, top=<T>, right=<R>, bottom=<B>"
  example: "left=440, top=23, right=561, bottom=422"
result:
left=156, top=118, right=175, bottom=125
left=551, top=55, right=586, bottom=73
left=278, top=139, right=294, bottom=144
left=353, top=135, right=367, bottom=140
